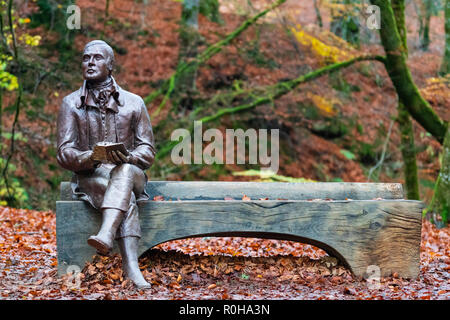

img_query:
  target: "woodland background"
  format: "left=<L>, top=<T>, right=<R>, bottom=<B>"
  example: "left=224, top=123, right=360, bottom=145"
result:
left=0, top=0, right=449, bottom=299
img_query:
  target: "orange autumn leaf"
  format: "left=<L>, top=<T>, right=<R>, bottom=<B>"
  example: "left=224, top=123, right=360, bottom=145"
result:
left=153, top=195, right=165, bottom=201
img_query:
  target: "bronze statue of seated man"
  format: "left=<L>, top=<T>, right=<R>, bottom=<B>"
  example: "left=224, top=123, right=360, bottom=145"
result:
left=56, top=40, right=156, bottom=289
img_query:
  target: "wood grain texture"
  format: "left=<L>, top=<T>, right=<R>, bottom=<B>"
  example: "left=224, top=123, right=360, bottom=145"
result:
left=55, top=201, right=120, bottom=275
left=56, top=197, right=423, bottom=279
left=60, top=181, right=405, bottom=201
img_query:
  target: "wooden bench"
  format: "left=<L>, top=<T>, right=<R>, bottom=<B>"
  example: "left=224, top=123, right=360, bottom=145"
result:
left=56, top=181, right=424, bottom=279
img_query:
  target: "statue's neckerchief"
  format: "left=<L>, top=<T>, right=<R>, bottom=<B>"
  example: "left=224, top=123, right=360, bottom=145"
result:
left=87, top=78, right=114, bottom=110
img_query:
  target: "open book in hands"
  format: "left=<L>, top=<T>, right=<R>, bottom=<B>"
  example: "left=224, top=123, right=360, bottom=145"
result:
left=92, top=142, right=129, bottom=163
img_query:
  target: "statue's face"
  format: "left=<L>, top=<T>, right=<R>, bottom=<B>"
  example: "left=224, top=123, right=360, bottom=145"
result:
left=82, top=45, right=111, bottom=82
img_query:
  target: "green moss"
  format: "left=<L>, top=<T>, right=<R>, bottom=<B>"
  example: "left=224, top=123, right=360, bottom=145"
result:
left=357, top=63, right=373, bottom=77
left=311, top=118, right=349, bottom=139
left=356, top=142, right=379, bottom=165
left=329, top=71, right=360, bottom=99
left=357, top=123, right=364, bottom=134
left=302, top=103, right=320, bottom=120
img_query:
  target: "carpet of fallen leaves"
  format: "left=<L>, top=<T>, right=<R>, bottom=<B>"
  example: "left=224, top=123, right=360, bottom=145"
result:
left=0, top=206, right=449, bottom=300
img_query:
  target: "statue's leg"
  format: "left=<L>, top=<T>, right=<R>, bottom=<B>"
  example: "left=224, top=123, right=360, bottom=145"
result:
left=87, top=208, right=123, bottom=255
left=89, top=163, right=150, bottom=288
left=87, top=163, right=145, bottom=255
left=113, top=191, right=150, bottom=288
left=118, top=236, right=151, bottom=289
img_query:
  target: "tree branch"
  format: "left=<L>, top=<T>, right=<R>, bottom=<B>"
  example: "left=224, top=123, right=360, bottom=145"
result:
left=156, top=54, right=386, bottom=159
left=145, top=0, right=287, bottom=115
left=370, top=0, right=448, bottom=144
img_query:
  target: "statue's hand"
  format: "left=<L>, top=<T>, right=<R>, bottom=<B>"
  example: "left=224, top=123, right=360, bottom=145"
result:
left=79, top=150, right=101, bottom=168
left=108, top=150, right=130, bottom=165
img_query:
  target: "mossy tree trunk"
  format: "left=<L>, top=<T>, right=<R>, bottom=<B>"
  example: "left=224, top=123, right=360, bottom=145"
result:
left=313, top=0, right=323, bottom=28
left=370, top=0, right=448, bottom=145
left=175, top=0, right=222, bottom=110
left=373, top=0, right=448, bottom=222
left=330, top=0, right=360, bottom=46
left=429, top=125, right=450, bottom=226
left=397, top=103, right=420, bottom=199
left=176, top=0, right=201, bottom=110
left=440, top=0, right=450, bottom=75
left=419, top=0, right=432, bottom=50
left=105, top=0, right=111, bottom=18
left=392, top=0, right=420, bottom=200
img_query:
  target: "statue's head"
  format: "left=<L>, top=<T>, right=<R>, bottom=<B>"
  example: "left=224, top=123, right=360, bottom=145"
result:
left=82, top=40, right=115, bottom=82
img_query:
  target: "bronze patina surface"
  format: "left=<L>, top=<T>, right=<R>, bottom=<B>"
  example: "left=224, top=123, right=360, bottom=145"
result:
left=57, top=39, right=156, bottom=288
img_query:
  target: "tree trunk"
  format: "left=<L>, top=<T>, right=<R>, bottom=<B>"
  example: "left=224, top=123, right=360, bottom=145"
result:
left=105, top=0, right=111, bottom=18
left=419, top=0, right=432, bottom=50
left=330, top=0, right=359, bottom=46
left=0, top=88, right=2, bottom=158
left=313, top=0, right=323, bottom=28
left=429, top=125, right=450, bottom=226
left=141, top=0, right=148, bottom=29
left=440, top=0, right=450, bottom=75
left=391, top=0, right=407, bottom=49
left=392, top=0, right=420, bottom=200
left=370, top=0, right=448, bottom=144
left=397, top=103, right=420, bottom=199
left=176, top=0, right=201, bottom=109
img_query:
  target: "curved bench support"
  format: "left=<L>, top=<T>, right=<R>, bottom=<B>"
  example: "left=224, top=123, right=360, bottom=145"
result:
left=56, top=197, right=423, bottom=279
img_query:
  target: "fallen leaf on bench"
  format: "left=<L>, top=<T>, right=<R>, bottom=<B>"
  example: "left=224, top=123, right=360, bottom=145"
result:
left=242, top=195, right=251, bottom=201
left=153, top=195, right=165, bottom=201
left=259, top=197, right=269, bottom=200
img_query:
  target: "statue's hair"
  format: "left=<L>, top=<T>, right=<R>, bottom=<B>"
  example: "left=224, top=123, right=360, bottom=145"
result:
left=83, top=40, right=115, bottom=71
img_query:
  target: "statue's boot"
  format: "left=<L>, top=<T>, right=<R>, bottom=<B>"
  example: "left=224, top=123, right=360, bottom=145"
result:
left=118, top=236, right=151, bottom=289
left=87, top=208, right=123, bottom=255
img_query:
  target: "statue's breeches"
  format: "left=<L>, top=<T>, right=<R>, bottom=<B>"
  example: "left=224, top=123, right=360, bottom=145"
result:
left=74, top=163, right=146, bottom=239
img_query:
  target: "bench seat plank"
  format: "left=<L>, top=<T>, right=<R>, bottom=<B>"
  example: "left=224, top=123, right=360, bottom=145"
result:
left=60, top=181, right=405, bottom=201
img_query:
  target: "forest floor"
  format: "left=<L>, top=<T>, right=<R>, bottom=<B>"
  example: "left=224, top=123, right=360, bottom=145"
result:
left=0, top=206, right=448, bottom=300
